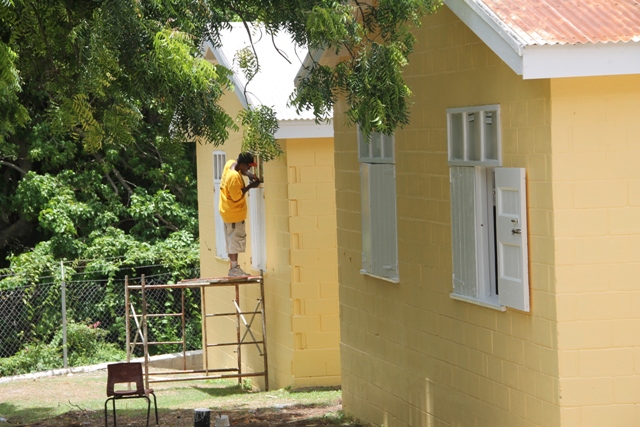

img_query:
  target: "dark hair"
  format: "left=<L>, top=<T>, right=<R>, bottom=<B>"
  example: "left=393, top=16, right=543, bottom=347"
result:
left=237, top=152, right=255, bottom=165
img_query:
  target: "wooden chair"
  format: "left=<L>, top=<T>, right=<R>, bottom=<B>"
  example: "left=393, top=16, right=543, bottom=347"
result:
left=104, top=362, right=158, bottom=427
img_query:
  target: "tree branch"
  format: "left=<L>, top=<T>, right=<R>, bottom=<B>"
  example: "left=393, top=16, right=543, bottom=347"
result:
left=29, top=1, right=58, bottom=76
left=104, top=172, right=119, bottom=195
left=0, top=161, right=28, bottom=176
left=92, top=153, right=134, bottom=198
left=0, top=217, right=33, bottom=252
left=154, top=213, right=179, bottom=232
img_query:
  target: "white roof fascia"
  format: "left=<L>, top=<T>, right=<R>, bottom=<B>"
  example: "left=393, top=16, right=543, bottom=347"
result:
left=202, top=40, right=249, bottom=109
left=444, top=0, right=525, bottom=75
left=523, top=42, right=640, bottom=79
left=295, top=48, right=326, bottom=83
left=445, top=0, right=640, bottom=80
left=274, top=119, right=333, bottom=139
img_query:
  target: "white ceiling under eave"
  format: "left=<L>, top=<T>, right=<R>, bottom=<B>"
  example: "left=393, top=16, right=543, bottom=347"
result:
left=444, top=0, right=640, bottom=79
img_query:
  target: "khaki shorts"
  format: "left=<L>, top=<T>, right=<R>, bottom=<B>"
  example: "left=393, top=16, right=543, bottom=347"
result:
left=224, top=221, right=246, bottom=255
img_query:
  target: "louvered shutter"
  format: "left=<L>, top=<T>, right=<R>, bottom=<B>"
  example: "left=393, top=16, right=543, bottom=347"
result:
left=213, top=152, right=227, bottom=259
left=249, top=187, right=266, bottom=271
left=361, top=163, right=398, bottom=281
left=495, top=168, right=530, bottom=312
left=450, top=166, right=479, bottom=297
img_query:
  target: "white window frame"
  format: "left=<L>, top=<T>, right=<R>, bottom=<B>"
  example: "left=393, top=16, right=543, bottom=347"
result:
left=248, top=175, right=266, bottom=272
left=247, top=156, right=266, bottom=272
left=358, top=128, right=399, bottom=282
left=447, top=105, right=530, bottom=312
left=213, top=151, right=227, bottom=259
left=358, top=130, right=395, bottom=164
left=447, top=104, right=501, bottom=167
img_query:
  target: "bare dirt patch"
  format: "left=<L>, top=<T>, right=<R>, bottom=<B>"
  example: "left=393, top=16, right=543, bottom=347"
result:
left=0, top=370, right=367, bottom=427
left=21, top=403, right=363, bottom=426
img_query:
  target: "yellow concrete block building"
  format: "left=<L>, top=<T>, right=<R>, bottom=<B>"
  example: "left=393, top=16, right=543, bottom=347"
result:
left=324, top=0, right=640, bottom=425
left=196, top=24, right=340, bottom=390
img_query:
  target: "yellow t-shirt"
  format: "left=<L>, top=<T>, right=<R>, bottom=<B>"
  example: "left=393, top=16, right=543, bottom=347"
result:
left=219, top=160, right=247, bottom=223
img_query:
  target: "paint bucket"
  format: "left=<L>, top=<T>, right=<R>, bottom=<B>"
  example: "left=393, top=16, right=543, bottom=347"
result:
left=215, top=414, right=230, bottom=427
left=194, top=408, right=211, bottom=427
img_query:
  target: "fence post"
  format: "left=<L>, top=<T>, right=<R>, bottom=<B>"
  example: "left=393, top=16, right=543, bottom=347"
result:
left=60, top=261, right=68, bottom=369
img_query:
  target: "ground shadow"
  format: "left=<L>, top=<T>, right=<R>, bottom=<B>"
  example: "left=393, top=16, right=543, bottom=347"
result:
left=188, top=383, right=249, bottom=397
left=0, top=402, right=60, bottom=424
left=288, top=386, right=341, bottom=394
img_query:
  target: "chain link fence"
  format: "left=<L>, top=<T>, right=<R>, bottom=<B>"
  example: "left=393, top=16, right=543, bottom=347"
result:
left=0, top=267, right=201, bottom=361
left=125, top=273, right=203, bottom=358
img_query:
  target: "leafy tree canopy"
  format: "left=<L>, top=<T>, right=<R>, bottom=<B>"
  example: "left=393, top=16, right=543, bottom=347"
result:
left=0, top=0, right=441, bottom=277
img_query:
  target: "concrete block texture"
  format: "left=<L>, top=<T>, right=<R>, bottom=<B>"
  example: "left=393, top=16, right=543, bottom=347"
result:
left=195, top=110, right=340, bottom=390
left=334, top=4, right=640, bottom=427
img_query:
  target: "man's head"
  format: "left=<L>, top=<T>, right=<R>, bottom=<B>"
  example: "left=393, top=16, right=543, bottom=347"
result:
left=237, top=152, right=257, bottom=168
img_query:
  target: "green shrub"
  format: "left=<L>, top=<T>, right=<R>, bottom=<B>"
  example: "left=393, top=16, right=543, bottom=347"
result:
left=0, top=319, right=126, bottom=377
left=0, top=342, right=60, bottom=376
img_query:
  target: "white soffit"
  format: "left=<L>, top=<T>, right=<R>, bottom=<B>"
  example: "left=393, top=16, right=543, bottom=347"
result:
left=444, top=0, right=640, bottom=79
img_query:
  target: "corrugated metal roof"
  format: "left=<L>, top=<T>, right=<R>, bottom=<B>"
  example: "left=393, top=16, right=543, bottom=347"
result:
left=478, top=0, right=640, bottom=45
left=215, top=23, right=316, bottom=121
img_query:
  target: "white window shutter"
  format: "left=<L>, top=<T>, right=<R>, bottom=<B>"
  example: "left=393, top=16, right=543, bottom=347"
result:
left=450, top=167, right=479, bottom=298
left=249, top=187, right=266, bottom=271
left=495, top=168, right=530, bottom=312
left=360, top=163, right=398, bottom=281
left=213, top=152, right=227, bottom=259
left=361, top=163, right=373, bottom=273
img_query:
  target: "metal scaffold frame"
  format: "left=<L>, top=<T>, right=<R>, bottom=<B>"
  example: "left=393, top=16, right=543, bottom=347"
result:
left=124, top=273, right=268, bottom=390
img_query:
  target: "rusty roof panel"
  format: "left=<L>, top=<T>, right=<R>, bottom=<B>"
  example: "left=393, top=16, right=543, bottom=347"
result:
left=479, top=0, right=640, bottom=45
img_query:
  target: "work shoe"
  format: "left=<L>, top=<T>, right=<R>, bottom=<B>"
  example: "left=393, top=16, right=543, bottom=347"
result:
left=228, top=266, right=248, bottom=277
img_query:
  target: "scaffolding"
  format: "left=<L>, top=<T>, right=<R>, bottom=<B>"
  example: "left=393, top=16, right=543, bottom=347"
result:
left=125, top=273, right=268, bottom=390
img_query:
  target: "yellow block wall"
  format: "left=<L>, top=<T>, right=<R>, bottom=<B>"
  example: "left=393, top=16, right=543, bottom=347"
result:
left=336, top=6, right=559, bottom=426
left=287, top=138, right=341, bottom=388
left=196, top=92, right=257, bottom=382
left=551, top=76, right=640, bottom=426
left=196, top=87, right=340, bottom=388
left=261, top=146, right=296, bottom=389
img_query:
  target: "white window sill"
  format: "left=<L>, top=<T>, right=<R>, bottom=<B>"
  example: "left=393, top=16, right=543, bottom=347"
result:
left=449, top=293, right=506, bottom=312
left=360, top=269, right=399, bottom=284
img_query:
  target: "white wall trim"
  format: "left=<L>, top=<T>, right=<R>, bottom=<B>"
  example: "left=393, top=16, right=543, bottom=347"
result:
left=522, top=42, right=640, bottom=79
left=275, top=119, right=333, bottom=139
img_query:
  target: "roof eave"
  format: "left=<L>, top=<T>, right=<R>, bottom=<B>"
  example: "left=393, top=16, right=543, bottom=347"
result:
left=202, top=40, right=249, bottom=109
left=295, top=48, right=326, bottom=84
left=275, top=119, right=333, bottom=139
left=445, top=0, right=640, bottom=80
left=522, top=42, right=640, bottom=79
left=444, top=0, right=525, bottom=75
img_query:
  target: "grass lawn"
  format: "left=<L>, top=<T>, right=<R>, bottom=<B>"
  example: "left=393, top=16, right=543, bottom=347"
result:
left=0, top=369, right=366, bottom=426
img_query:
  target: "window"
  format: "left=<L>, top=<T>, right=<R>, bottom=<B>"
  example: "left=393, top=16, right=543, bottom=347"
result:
left=447, top=105, right=529, bottom=312
left=213, top=151, right=227, bottom=259
left=358, top=129, right=399, bottom=282
left=447, top=105, right=501, bottom=166
left=248, top=158, right=266, bottom=272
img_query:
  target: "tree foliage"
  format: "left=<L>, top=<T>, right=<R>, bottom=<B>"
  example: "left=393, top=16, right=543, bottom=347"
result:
left=0, top=0, right=441, bottom=275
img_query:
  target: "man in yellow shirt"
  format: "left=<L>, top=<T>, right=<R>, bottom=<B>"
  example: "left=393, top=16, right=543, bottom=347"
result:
left=219, top=152, right=261, bottom=276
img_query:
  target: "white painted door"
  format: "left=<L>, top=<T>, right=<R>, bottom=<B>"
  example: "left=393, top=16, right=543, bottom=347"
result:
left=495, top=168, right=529, bottom=312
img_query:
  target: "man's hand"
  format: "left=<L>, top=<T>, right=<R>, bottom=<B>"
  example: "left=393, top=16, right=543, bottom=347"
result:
left=242, top=177, right=261, bottom=194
